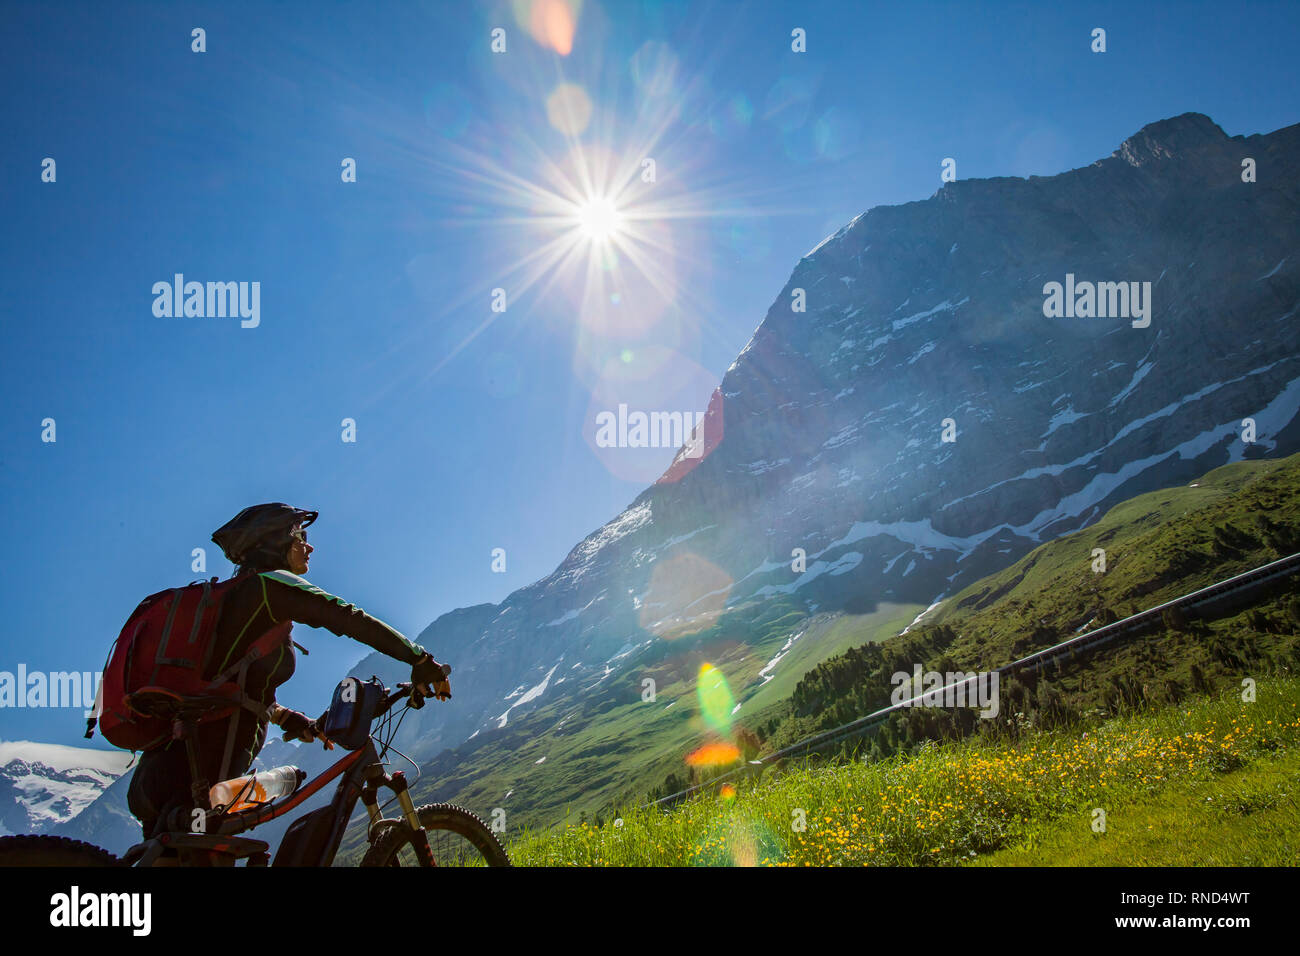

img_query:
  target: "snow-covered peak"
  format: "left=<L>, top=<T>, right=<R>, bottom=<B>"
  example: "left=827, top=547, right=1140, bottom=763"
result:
left=0, top=740, right=133, bottom=836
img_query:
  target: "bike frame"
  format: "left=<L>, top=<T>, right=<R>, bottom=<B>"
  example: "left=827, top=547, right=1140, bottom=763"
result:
left=123, top=691, right=434, bottom=867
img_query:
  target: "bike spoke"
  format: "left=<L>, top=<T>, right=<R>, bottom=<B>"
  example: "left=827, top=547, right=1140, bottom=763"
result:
left=384, top=827, right=490, bottom=867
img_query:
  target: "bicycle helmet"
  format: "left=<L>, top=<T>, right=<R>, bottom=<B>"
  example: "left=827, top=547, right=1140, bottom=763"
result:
left=211, top=502, right=318, bottom=570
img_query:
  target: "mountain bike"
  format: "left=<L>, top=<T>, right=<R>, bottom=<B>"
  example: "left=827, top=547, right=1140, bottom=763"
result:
left=0, top=678, right=510, bottom=868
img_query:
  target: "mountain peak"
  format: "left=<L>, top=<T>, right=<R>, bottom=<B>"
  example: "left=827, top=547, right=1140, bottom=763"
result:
left=342, top=111, right=1298, bottom=798
left=1112, top=112, right=1227, bottom=167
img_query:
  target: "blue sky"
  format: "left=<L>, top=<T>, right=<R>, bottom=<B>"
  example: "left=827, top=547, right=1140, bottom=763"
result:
left=2, top=0, right=1297, bottom=746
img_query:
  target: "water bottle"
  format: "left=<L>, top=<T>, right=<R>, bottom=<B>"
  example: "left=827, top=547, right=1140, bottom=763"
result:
left=209, top=765, right=305, bottom=811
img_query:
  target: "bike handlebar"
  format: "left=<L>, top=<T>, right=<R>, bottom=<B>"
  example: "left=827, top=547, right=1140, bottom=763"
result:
left=378, top=682, right=414, bottom=714
left=286, top=665, right=453, bottom=742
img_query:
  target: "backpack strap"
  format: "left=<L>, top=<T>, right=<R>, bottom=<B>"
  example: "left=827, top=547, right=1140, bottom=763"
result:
left=206, top=623, right=291, bottom=691
left=206, top=574, right=292, bottom=783
left=217, top=699, right=246, bottom=786
left=185, top=580, right=214, bottom=646
left=210, top=624, right=290, bottom=782
left=146, top=589, right=187, bottom=687
left=216, top=679, right=276, bottom=783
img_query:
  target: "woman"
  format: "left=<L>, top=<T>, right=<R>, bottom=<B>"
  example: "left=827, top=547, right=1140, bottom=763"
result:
left=126, top=502, right=450, bottom=839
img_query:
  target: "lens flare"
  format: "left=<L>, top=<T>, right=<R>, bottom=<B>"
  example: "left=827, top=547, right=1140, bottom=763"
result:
left=513, top=0, right=581, bottom=55
left=685, top=741, right=740, bottom=767
left=638, top=552, right=732, bottom=639
left=692, top=817, right=784, bottom=867
left=697, top=663, right=734, bottom=734
left=546, top=83, right=593, bottom=135
left=719, top=783, right=737, bottom=801
left=728, top=823, right=757, bottom=866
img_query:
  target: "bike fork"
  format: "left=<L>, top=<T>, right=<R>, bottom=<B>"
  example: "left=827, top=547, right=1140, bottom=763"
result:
left=389, top=771, right=435, bottom=866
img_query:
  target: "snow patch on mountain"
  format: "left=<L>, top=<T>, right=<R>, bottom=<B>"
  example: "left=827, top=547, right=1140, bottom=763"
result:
left=901, top=599, right=945, bottom=635
left=659, top=525, right=717, bottom=548
left=1007, top=380, right=1300, bottom=538
left=906, top=341, right=937, bottom=364
left=606, top=642, right=642, bottom=664
left=496, top=662, right=561, bottom=728
left=1236, top=373, right=1300, bottom=451
left=1042, top=404, right=1089, bottom=438
left=753, top=551, right=864, bottom=598
left=758, top=628, right=807, bottom=684
left=829, top=518, right=1003, bottom=557
left=892, top=297, right=969, bottom=332
left=1110, top=361, right=1155, bottom=406
left=544, top=592, right=605, bottom=627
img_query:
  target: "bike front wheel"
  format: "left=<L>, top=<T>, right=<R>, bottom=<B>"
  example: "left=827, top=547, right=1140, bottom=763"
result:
left=360, top=804, right=510, bottom=867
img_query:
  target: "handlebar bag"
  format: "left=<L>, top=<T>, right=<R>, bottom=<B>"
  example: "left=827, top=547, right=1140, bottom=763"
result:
left=323, top=676, right=385, bottom=750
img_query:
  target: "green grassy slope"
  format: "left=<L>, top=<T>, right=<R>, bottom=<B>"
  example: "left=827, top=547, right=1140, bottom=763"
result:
left=972, top=745, right=1300, bottom=866
left=506, top=676, right=1300, bottom=866
left=766, top=453, right=1300, bottom=757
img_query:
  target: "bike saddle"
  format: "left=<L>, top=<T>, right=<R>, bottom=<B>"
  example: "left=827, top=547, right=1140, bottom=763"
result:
left=126, top=688, right=232, bottom=720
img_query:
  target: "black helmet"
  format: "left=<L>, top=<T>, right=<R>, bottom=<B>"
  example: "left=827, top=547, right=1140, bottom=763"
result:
left=211, top=503, right=317, bottom=570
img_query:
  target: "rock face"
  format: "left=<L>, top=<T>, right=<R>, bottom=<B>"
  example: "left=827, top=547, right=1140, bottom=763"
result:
left=348, top=113, right=1300, bottom=759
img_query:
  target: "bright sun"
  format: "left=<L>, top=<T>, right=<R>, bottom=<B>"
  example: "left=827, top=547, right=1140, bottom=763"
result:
left=575, top=195, right=624, bottom=242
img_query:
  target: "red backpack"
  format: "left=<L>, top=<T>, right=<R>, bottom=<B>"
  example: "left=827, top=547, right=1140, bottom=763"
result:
left=87, top=574, right=291, bottom=752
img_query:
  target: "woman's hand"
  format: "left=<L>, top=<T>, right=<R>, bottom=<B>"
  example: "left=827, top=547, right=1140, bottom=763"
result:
left=271, top=704, right=333, bottom=747
left=412, top=654, right=452, bottom=702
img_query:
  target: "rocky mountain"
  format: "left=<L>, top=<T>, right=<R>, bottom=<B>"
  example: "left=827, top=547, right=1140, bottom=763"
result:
left=50, top=112, right=1300, bottom=839
left=0, top=741, right=131, bottom=837
left=354, top=112, right=1300, bottom=766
